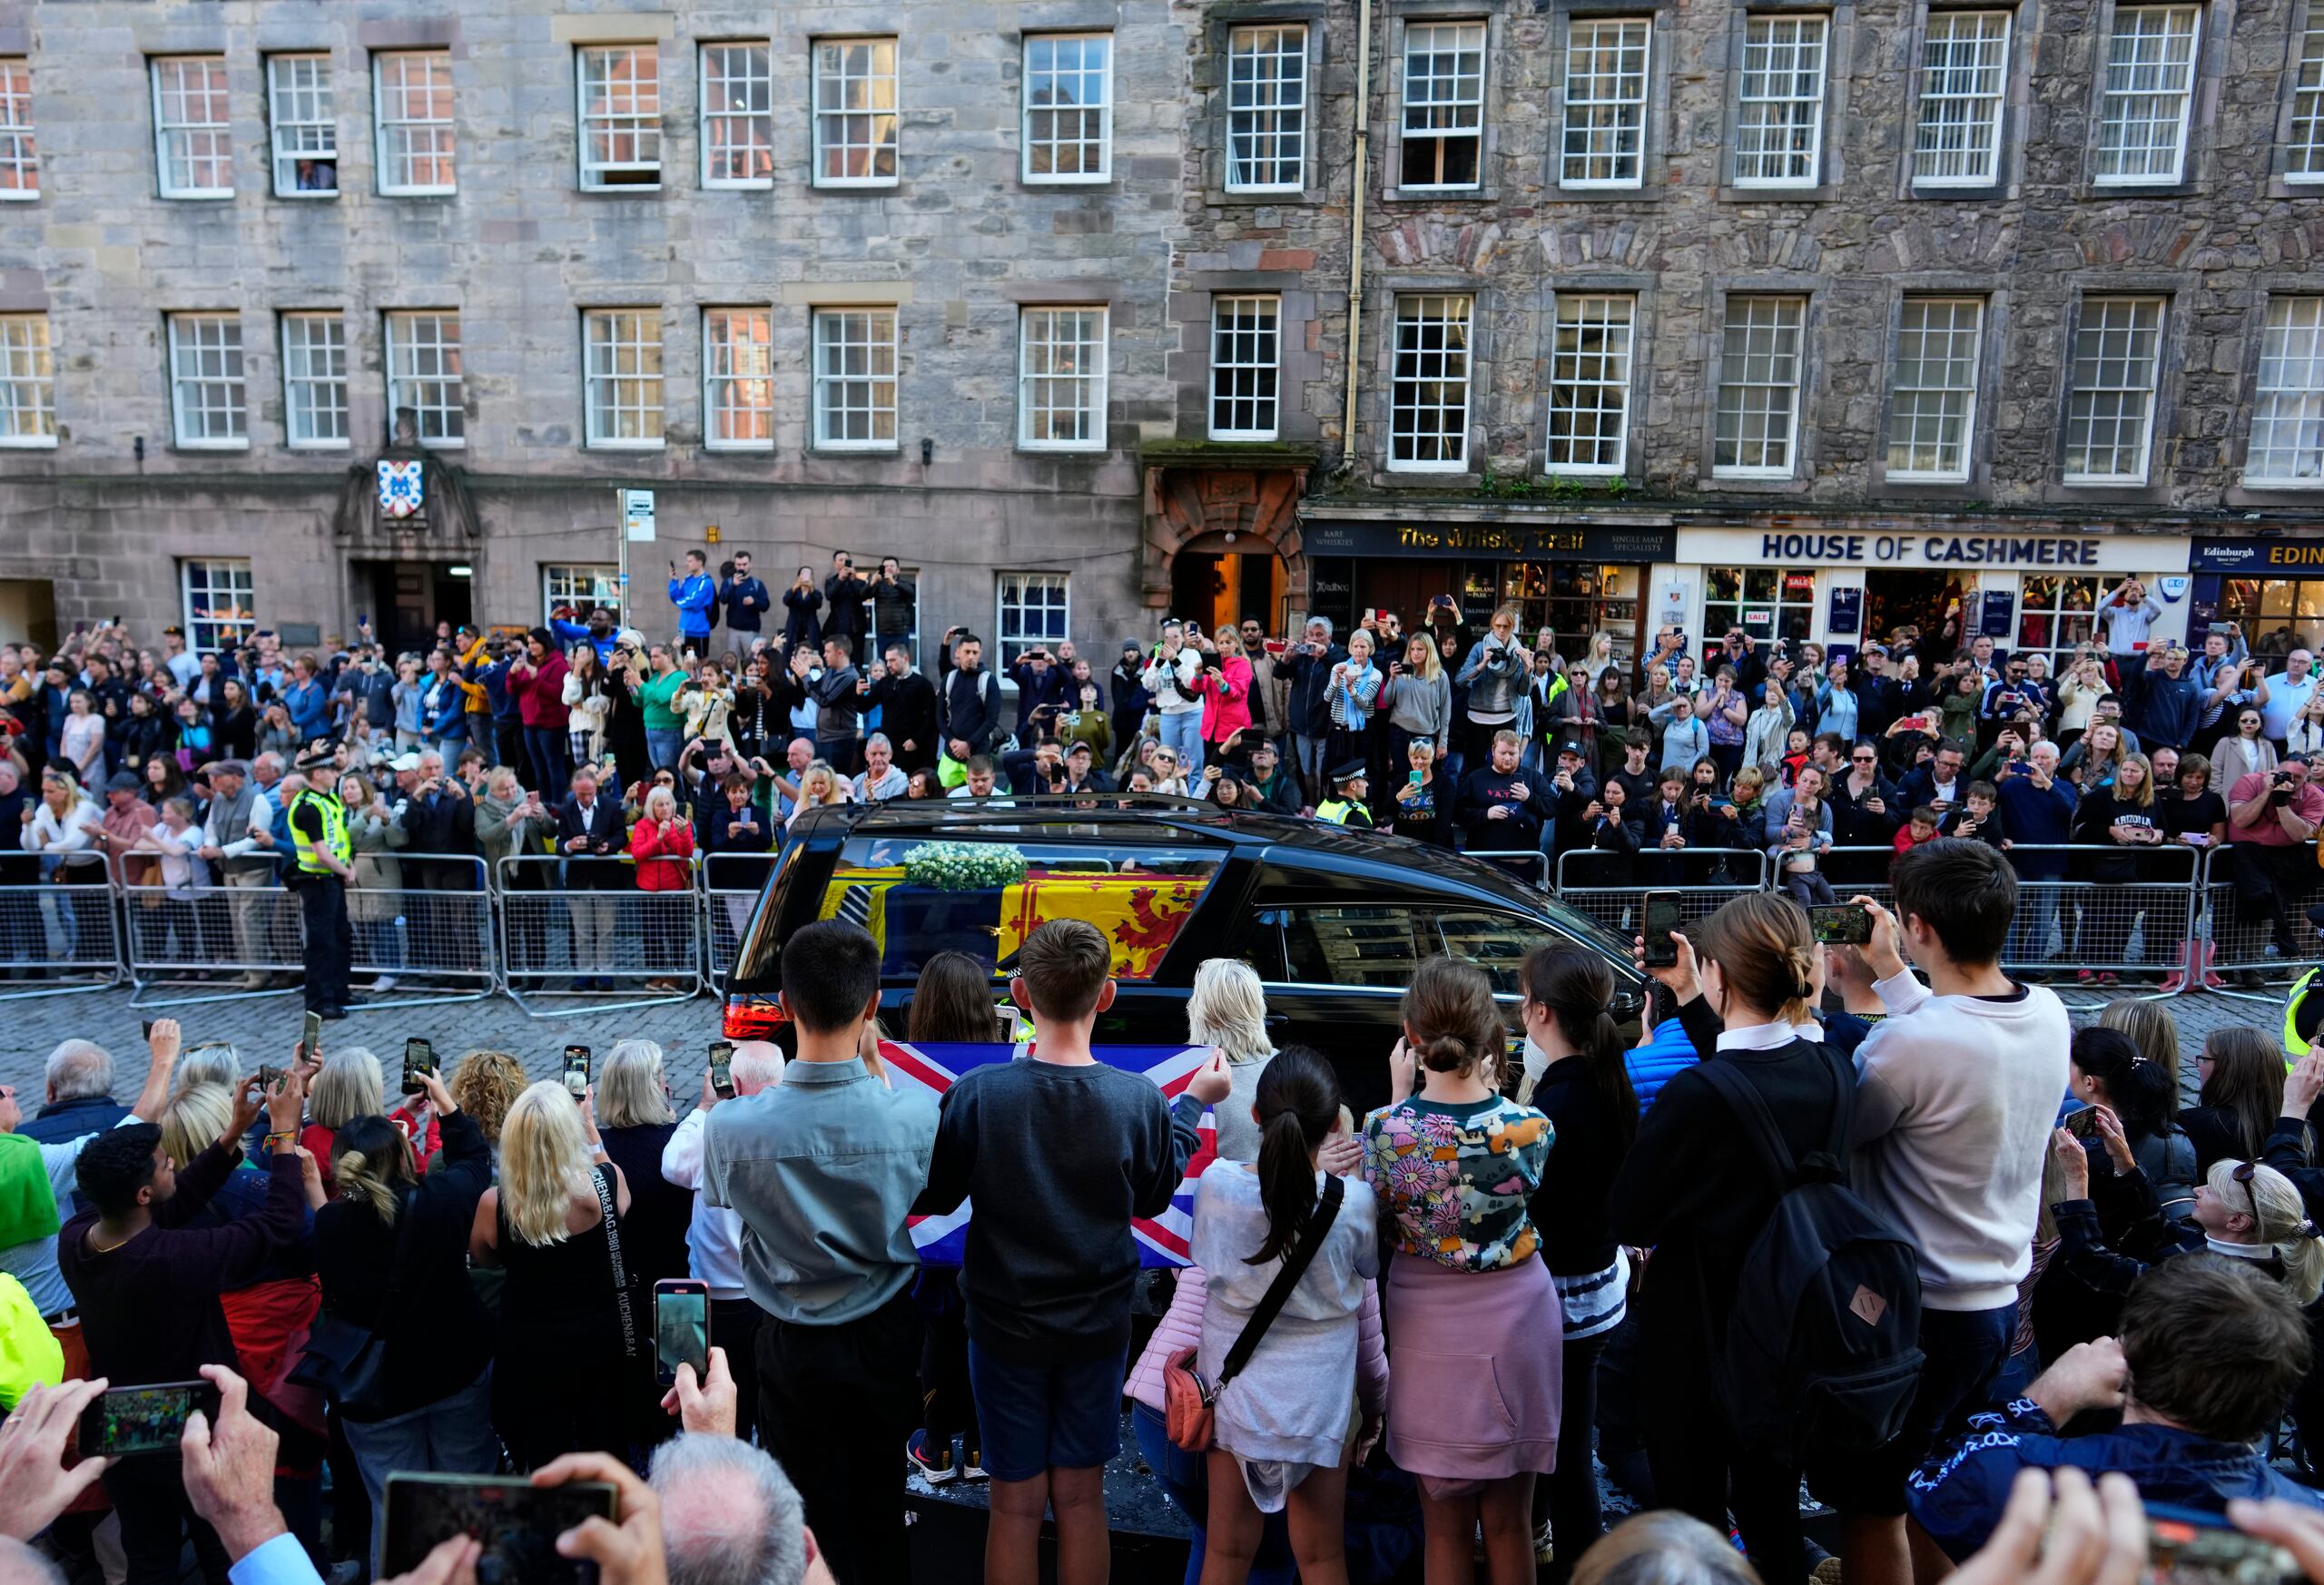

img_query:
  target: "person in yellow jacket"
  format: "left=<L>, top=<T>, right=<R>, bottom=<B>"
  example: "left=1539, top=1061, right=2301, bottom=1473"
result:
left=1316, top=760, right=1374, bottom=828
left=289, top=743, right=358, bottom=1020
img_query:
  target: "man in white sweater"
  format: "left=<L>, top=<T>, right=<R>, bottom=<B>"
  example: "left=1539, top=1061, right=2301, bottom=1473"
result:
left=1836, top=839, right=2072, bottom=1585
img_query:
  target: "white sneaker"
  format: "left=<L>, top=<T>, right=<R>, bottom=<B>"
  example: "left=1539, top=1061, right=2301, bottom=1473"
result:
left=369, top=974, right=399, bottom=992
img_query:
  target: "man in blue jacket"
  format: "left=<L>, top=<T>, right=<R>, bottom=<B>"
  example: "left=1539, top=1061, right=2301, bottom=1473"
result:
left=1908, top=1257, right=2323, bottom=1562
left=668, top=548, right=718, bottom=650
left=1997, top=739, right=2077, bottom=966
left=719, top=550, right=769, bottom=639
left=2122, top=644, right=2203, bottom=753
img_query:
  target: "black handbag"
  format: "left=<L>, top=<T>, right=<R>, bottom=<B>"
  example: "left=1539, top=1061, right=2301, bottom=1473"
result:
left=290, top=1188, right=417, bottom=1418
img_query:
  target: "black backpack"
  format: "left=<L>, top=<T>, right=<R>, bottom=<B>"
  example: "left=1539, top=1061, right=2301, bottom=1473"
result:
left=1696, top=1053, right=1925, bottom=1462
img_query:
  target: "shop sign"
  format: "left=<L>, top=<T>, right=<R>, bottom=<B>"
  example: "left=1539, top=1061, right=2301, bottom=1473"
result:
left=1677, top=527, right=2185, bottom=574
left=2188, top=537, right=2324, bottom=573
left=1979, top=589, right=2016, bottom=638
left=1827, top=586, right=1862, bottom=635
left=1301, top=518, right=1679, bottom=562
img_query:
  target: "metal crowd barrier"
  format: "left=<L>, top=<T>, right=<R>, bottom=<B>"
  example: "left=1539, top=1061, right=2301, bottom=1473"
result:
left=1552, top=849, right=1770, bottom=941
left=0, top=879, right=125, bottom=1002
left=2198, top=841, right=2324, bottom=1003
left=498, top=853, right=703, bottom=1019
left=702, top=852, right=778, bottom=980
left=123, top=853, right=497, bottom=1010
left=1466, top=850, right=1551, bottom=890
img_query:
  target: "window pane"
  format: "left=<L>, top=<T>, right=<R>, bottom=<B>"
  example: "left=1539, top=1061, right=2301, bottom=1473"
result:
left=1561, top=18, right=1649, bottom=187
left=1913, top=11, right=2008, bottom=185
left=583, top=310, right=664, bottom=445
left=168, top=313, right=246, bottom=445
left=1024, top=34, right=1111, bottom=181
left=155, top=56, right=234, bottom=196
left=0, top=313, right=54, bottom=444
left=2064, top=296, right=2163, bottom=481
left=1401, top=22, right=1485, bottom=189
left=0, top=58, right=40, bottom=198
left=182, top=559, right=257, bottom=652
left=1547, top=294, right=1634, bottom=472
left=704, top=308, right=774, bottom=448
left=1226, top=25, right=1307, bottom=192
left=577, top=45, right=661, bottom=188
left=1714, top=296, right=1805, bottom=474
left=1390, top=293, right=1472, bottom=469
left=386, top=312, right=465, bottom=446
left=996, top=572, right=1070, bottom=669
left=375, top=52, right=454, bottom=193
left=1735, top=15, right=1827, bottom=186
left=1281, top=905, right=1429, bottom=989
left=2249, top=296, right=2324, bottom=486
left=2096, top=5, right=2198, bottom=184
left=267, top=55, right=335, bottom=195
left=1019, top=308, right=1108, bottom=448
left=1209, top=294, right=1281, bottom=440
left=1886, top=298, right=1983, bottom=480
left=814, top=39, right=899, bottom=185
left=544, top=564, right=622, bottom=622
left=701, top=43, right=773, bottom=185
left=281, top=314, right=349, bottom=446
left=814, top=308, right=899, bottom=448
left=2291, top=22, right=2324, bottom=182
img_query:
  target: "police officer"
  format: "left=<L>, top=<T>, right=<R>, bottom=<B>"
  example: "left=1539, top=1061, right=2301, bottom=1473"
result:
left=1316, top=760, right=1374, bottom=828
left=288, top=740, right=357, bottom=1020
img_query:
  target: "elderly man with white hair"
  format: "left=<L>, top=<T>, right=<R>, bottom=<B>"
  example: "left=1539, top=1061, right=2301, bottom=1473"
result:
left=16, top=1039, right=128, bottom=1146
left=660, top=1040, right=783, bottom=1445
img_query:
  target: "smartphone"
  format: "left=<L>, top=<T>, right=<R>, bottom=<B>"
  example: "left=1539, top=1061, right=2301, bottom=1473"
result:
left=1263, top=638, right=1287, bottom=657
left=1642, top=891, right=1683, bottom=969
left=301, top=1009, right=323, bottom=1062
left=2209, top=622, right=2235, bottom=637
left=1408, top=769, right=1424, bottom=787
left=401, top=1038, right=436, bottom=1094
left=2146, top=1503, right=2302, bottom=1584
left=564, top=1045, right=591, bottom=1096
left=383, top=1473, right=618, bottom=1585
left=1808, top=903, right=1873, bottom=946
left=255, top=1064, right=284, bottom=1094
left=142, top=1019, right=156, bottom=1041
left=707, top=1041, right=735, bottom=1099
left=78, top=1380, right=222, bottom=1458
left=654, top=1278, right=712, bottom=1384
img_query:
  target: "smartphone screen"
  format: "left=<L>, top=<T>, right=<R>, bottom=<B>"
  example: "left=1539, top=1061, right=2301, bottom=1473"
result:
left=256, top=1064, right=284, bottom=1095
left=301, top=1009, right=323, bottom=1060
left=1642, top=891, right=1683, bottom=969
left=383, top=1474, right=616, bottom=1585
left=402, top=1038, right=435, bottom=1094
left=2146, top=1504, right=2300, bottom=1585
left=1808, top=903, right=1873, bottom=946
left=707, top=1042, right=735, bottom=1099
left=79, top=1381, right=222, bottom=1457
left=564, top=1046, right=591, bottom=1095
left=654, top=1282, right=711, bottom=1383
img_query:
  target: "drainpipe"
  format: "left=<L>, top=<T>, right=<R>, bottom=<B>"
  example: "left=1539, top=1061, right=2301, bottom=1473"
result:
left=1334, top=0, right=1373, bottom=477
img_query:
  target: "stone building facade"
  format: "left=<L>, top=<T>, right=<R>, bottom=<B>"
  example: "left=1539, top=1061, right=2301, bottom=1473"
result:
left=3, top=0, right=2323, bottom=669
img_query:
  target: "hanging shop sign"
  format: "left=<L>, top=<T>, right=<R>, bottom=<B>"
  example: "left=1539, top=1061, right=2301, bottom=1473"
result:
left=1677, top=527, right=2186, bottom=574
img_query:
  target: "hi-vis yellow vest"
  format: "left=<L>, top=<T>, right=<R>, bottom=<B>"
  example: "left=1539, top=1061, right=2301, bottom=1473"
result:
left=290, top=788, right=350, bottom=875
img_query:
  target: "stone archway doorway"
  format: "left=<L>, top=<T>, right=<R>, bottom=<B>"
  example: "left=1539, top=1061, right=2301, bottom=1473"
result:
left=1142, top=450, right=1314, bottom=635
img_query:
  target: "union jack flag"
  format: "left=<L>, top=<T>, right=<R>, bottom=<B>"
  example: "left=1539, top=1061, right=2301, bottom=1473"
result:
left=879, top=1039, right=1218, bottom=1267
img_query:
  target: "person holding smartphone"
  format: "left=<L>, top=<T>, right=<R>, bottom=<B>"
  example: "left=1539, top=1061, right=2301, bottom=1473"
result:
left=59, top=1065, right=309, bottom=1581
left=311, top=1068, right=497, bottom=1560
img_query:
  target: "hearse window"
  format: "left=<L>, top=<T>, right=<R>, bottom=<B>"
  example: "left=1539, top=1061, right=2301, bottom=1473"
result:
left=1435, top=911, right=1545, bottom=996
left=1278, top=905, right=1432, bottom=989
left=824, top=832, right=1223, bottom=981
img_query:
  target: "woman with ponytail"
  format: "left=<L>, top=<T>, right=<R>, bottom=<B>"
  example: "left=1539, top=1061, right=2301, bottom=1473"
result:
left=1517, top=944, right=1638, bottom=1578
left=1609, top=891, right=1854, bottom=1585
left=313, top=1067, right=497, bottom=1551
left=1187, top=1047, right=1384, bottom=1585
left=2065, top=1026, right=2196, bottom=1221
left=1362, top=956, right=1558, bottom=1585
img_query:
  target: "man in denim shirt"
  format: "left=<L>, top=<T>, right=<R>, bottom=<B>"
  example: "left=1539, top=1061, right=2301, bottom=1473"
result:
left=703, top=920, right=935, bottom=1585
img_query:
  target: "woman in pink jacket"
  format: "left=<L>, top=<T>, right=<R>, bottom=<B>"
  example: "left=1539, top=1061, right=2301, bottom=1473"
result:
left=1196, top=625, right=1256, bottom=770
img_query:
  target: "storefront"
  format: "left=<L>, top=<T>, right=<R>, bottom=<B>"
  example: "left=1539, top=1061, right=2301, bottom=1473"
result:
left=1298, top=514, right=1679, bottom=662
left=1661, top=527, right=2192, bottom=665
left=2187, top=537, right=2324, bottom=657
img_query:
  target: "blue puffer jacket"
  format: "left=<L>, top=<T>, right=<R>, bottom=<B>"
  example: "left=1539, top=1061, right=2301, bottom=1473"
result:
left=1909, top=1404, right=2324, bottom=1562
left=1627, top=1019, right=1699, bottom=1113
